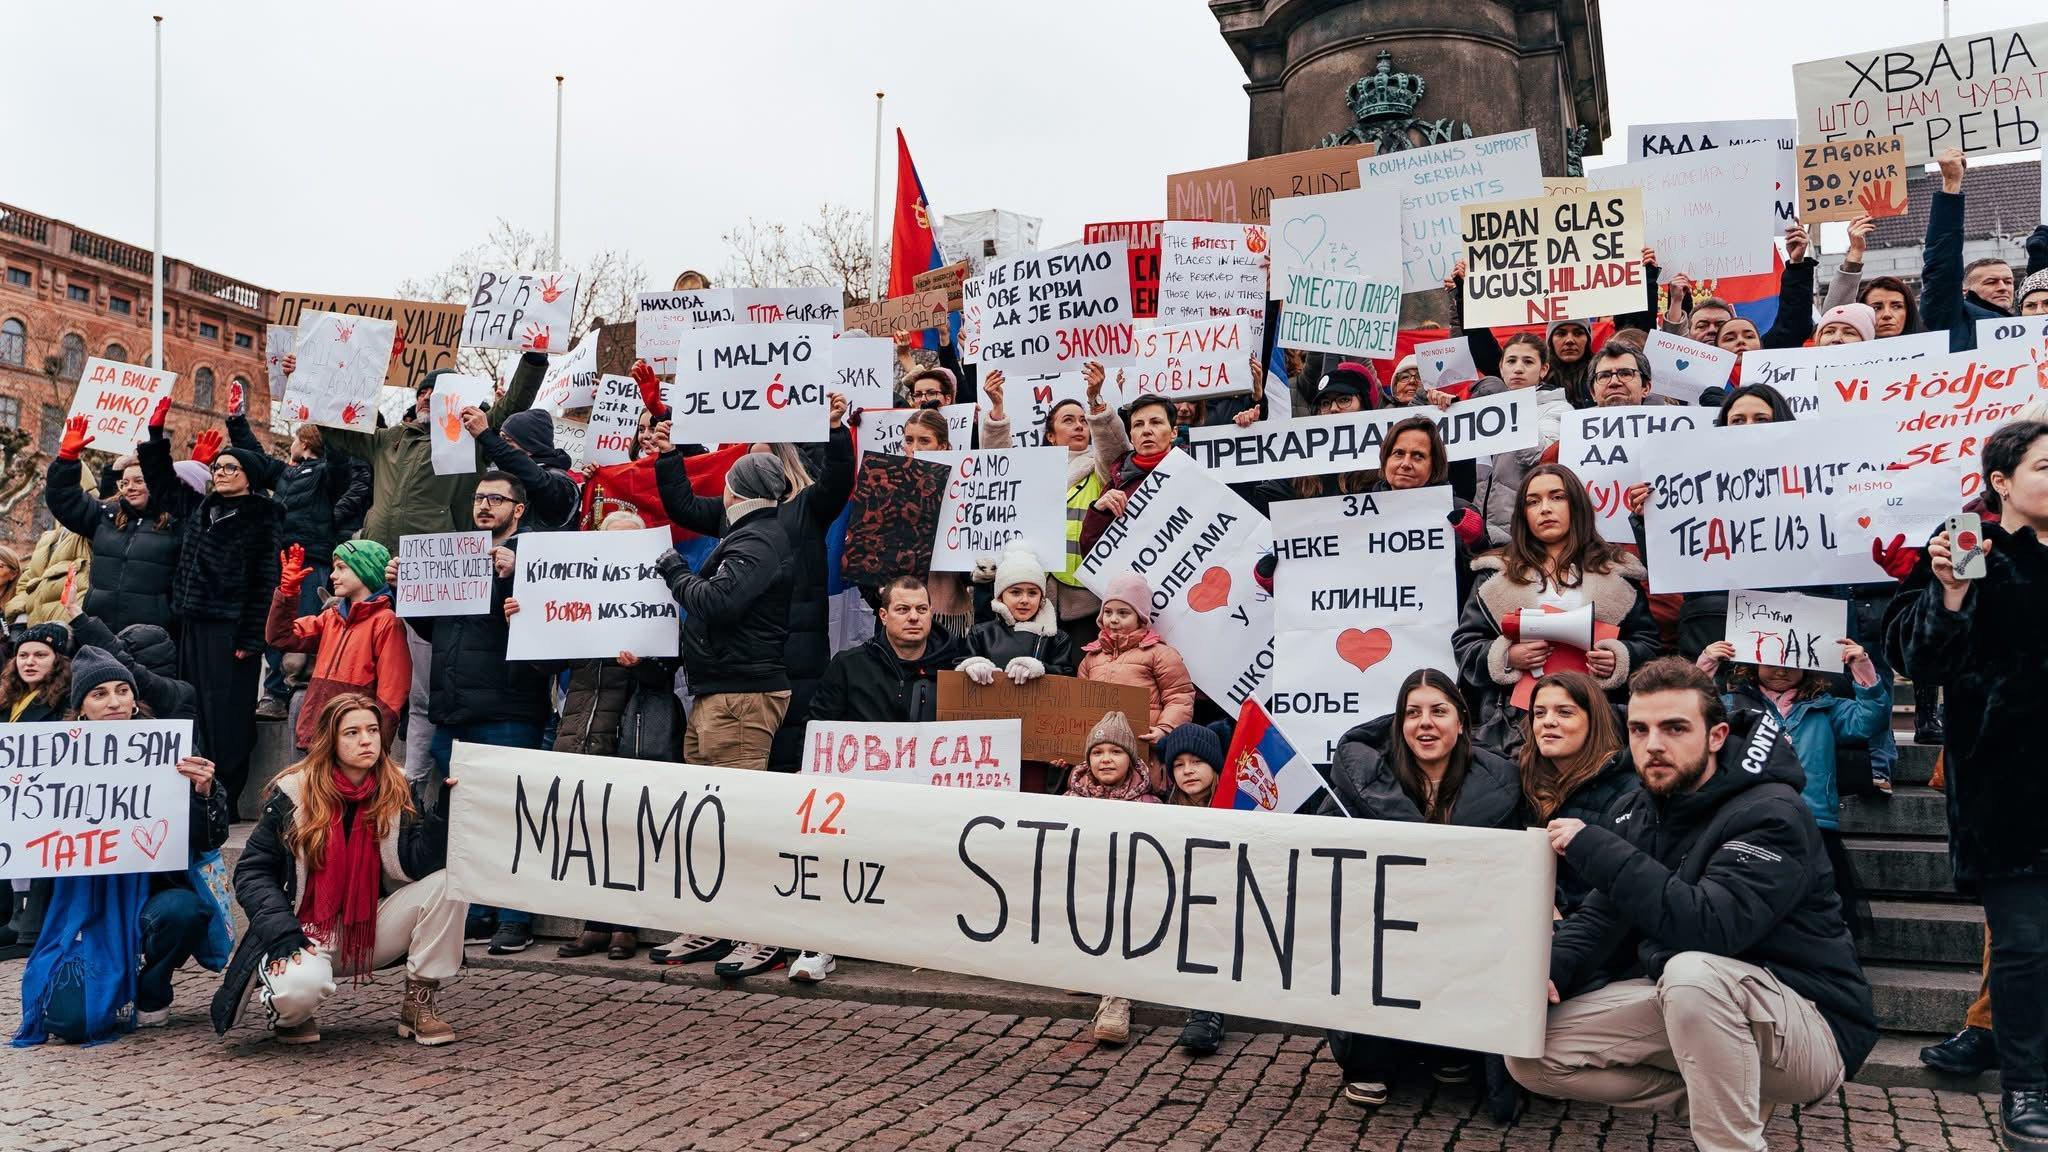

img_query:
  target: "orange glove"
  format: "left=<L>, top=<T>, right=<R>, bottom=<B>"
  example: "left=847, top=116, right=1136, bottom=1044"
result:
left=632, top=359, right=667, bottom=420
left=277, top=543, right=309, bottom=593
left=1872, top=534, right=1921, bottom=581
left=191, top=428, right=225, bottom=466
left=57, top=415, right=94, bottom=461
left=147, top=396, right=171, bottom=433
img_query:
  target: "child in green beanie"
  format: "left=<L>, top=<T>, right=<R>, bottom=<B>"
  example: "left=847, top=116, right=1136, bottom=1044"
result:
left=265, top=539, right=412, bottom=752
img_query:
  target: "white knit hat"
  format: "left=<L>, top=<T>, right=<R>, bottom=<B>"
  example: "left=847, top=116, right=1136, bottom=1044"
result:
left=992, top=542, right=1048, bottom=600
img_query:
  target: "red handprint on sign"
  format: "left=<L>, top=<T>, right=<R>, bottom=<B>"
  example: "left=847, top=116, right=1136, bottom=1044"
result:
left=335, top=321, right=356, bottom=343
left=537, top=274, right=565, bottom=304
left=226, top=380, right=245, bottom=418
left=438, top=393, right=463, bottom=441
left=340, top=401, right=364, bottom=427
left=521, top=322, right=553, bottom=351
left=1855, top=179, right=1906, bottom=218
left=293, top=403, right=311, bottom=422
left=390, top=329, right=407, bottom=364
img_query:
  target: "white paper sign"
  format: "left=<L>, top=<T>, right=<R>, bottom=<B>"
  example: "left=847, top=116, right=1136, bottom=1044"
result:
left=447, top=743, right=1555, bottom=1056
left=960, top=273, right=985, bottom=365
left=803, top=719, right=1022, bottom=790
left=636, top=291, right=695, bottom=376
left=859, top=403, right=977, bottom=456
left=920, top=448, right=1066, bottom=573
left=1626, top=120, right=1799, bottom=235
left=1831, top=459, right=1969, bottom=554
left=1740, top=332, right=1950, bottom=414
left=971, top=241, right=1135, bottom=376
left=1977, top=313, right=2048, bottom=353
left=1810, top=342, right=2048, bottom=504
left=1413, top=335, right=1478, bottom=389
left=505, top=527, right=679, bottom=660
left=462, top=270, right=579, bottom=354
left=1010, top=374, right=1115, bottom=449
left=1642, top=330, right=1737, bottom=402
left=0, top=720, right=194, bottom=880
left=1270, top=183, right=1403, bottom=357
left=428, top=373, right=493, bottom=476
left=1724, top=589, right=1849, bottom=673
left=1157, top=221, right=1270, bottom=349
left=532, top=335, right=599, bottom=414
left=1361, top=129, right=1544, bottom=291
left=1184, top=391, right=1538, bottom=484
left=667, top=323, right=834, bottom=445
left=65, top=357, right=177, bottom=454
left=1558, top=406, right=1708, bottom=543
left=585, top=374, right=642, bottom=468
left=287, top=311, right=394, bottom=433
left=1131, top=316, right=1255, bottom=399
left=1794, top=24, right=2048, bottom=166
left=1270, top=487, right=1459, bottom=762
left=395, top=531, right=494, bottom=618
left=1584, top=142, right=1778, bottom=278
left=554, top=416, right=589, bottom=470
left=1079, top=450, right=1275, bottom=715
left=639, top=288, right=846, bottom=372
left=833, top=336, right=897, bottom=413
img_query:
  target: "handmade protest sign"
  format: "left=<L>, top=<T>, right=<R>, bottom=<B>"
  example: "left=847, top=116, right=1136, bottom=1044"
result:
left=532, top=334, right=599, bottom=414
left=1460, top=188, right=1646, bottom=328
left=1412, top=335, right=1477, bottom=390
left=959, top=273, right=985, bottom=364
left=427, top=373, right=492, bottom=475
left=1185, top=391, right=1536, bottom=484
left=65, top=358, right=176, bottom=453
left=1558, top=405, right=1706, bottom=542
left=839, top=454, right=950, bottom=588
left=1741, top=332, right=1951, bottom=414
left=1079, top=451, right=1275, bottom=713
left=636, top=292, right=695, bottom=375
left=1640, top=422, right=1888, bottom=593
left=1641, top=330, right=1737, bottom=403
left=1810, top=342, right=2048, bottom=499
left=913, top=262, right=970, bottom=311
left=1585, top=142, right=1778, bottom=279
left=1131, top=316, right=1254, bottom=400
left=1166, top=142, right=1378, bottom=225
left=1270, top=488, right=1458, bottom=762
left=1979, top=313, right=2048, bottom=353
left=1830, top=459, right=1968, bottom=555
left=1725, top=590, right=1849, bottom=673
left=842, top=290, right=950, bottom=343
left=554, top=416, right=589, bottom=470
left=264, top=324, right=293, bottom=400
left=920, top=449, right=1066, bottom=572
left=1625, top=120, right=1799, bottom=235
left=1794, top=23, right=2048, bottom=165
left=271, top=291, right=463, bottom=390
left=667, top=323, right=833, bottom=444
left=287, top=311, right=395, bottom=433
left=505, top=527, right=679, bottom=660
left=833, top=335, right=897, bottom=413
left=447, top=742, right=1555, bottom=1056
left=462, top=271, right=579, bottom=354
left=0, top=720, right=194, bottom=880
left=936, top=674, right=1150, bottom=763
left=584, top=374, right=642, bottom=467
left=805, top=719, right=1021, bottom=791
left=1083, top=220, right=1161, bottom=318
left=1009, top=373, right=1108, bottom=448
left=1270, top=184, right=1403, bottom=358
left=395, top=531, right=493, bottom=618
left=1798, top=136, right=1908, bottom=223
left=1360, top=130, right=1542, bottom=292
left=858, top=403, right=976, bottom=456
left=1157, top=221, right=1270, bottom=348
left=972, top=241, right=1135, bottom=377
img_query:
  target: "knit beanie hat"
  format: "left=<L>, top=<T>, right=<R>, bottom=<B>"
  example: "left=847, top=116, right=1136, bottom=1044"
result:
left=1100, top=571, right=1152, bottom=627
left=17, top=621, right=71, bottom=658
left=1546, top=318, right=1591, bottom=339
left=992, top=542, right=1048, bottom=600
left=1156, top=722, right=1224, bottom=778
left=1317, top=361, right=1376, bottom=403
left=503, top=408, right=556, bottom=454
left=1394, top=354, right=1419, bottom=378
left=1816, top=302, right=1877, bottom=343
left=68, top=645, right=134, bottom=713
left=334, top=538, right=392, bottom=593
left=725, top=452, right=790, bottom=503
left=1084, top=710, right=1144, bottom=768
left=2020, top=269, right=2048, bottom=312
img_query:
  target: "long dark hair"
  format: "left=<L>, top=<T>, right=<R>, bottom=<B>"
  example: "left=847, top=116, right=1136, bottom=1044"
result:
left=1859, top=275, right=1923, bottom=336
left=1386, top=668, right=1473, bottom=823
left=1517, top=672, right=1622, bottom=821
left=1378, top=415, right=1448, bottom=487
left=1501, top=463, right=1621, bottom=588
left=1714, top=383, right=1796, bottom=426
left=1290, top=471, right=1372, bottom=499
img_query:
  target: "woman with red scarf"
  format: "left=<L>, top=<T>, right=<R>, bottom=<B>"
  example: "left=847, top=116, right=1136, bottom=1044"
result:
left=209, top=694, right=463, bottom=1046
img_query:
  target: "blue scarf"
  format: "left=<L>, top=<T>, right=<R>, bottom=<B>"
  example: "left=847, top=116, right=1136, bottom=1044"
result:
left=13, top=873, right=149, bottom=1046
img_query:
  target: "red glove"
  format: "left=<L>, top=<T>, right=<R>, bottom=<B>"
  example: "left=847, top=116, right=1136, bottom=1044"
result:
left=226, top=379, right=246, bottom=419
left=277, top=544, right=309, bottom=593
left=1253, top=553, right=1276, bottom=595
left=147, top=396, right=171, bottom=434
left=631, top=359, right=667, bottom=420
left=57, top=415, right=94, bottom=461
left=1449, top=506, right=1486, bottom=550
left=191, top=428, right=225, bottom=467
left=1872, top=534, right=1920, bottom=581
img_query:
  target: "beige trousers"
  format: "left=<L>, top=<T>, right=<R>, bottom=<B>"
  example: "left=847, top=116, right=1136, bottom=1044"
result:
left=684, top=690, right=791, bottom=771
left=260, top=871, right=465, bottom=1027
left=1506, top=952, right=1844, bottom=1152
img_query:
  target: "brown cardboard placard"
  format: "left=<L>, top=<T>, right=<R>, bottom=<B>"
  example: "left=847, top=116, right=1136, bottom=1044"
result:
left=1166, top=142, right=1378, bottom=225
left=269, top=292, right=464, bottom=391
left=937, top=672, right=1152, bottom=763
left=1796, top=135, right=1907, bottom=223
left=913, top=261, right=970, bottom=311
left=844, top=289, right=952, bottom=343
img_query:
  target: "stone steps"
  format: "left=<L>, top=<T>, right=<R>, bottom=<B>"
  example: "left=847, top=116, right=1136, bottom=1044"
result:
left=1845, top=836, right=1954, bottom=896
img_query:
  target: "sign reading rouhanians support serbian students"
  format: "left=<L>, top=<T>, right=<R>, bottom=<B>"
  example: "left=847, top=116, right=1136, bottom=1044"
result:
left=1183, top=391, right=1536, bottom=484
left=445, top=742, right=1556, bottom=1056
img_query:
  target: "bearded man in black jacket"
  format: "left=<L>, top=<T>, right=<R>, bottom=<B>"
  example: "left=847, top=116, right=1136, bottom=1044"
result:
left=1507, top=657, right=1876, bottom=1152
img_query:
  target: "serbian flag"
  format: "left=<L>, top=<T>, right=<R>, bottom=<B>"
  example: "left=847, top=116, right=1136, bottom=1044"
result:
left=580, top=443, right=748, bottom=569
left=1680, top=246, right=1785, bottom=334
left=1212, top=699, right=1335, bottom=816
left=889, top=130, right=943, bottom=344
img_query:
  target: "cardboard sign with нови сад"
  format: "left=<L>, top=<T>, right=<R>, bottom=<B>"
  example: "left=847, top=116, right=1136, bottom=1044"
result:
left=803, top=719, right=1022, bottom=791
left=1183, top=391, right=1537, bottom=484
left=971, top=241, right=1135, bottom=377
left=1359, top=129, right=1543, bottom=292
left=1724, top=589, right=1849, bottom=673
left=446, top=741, right=1556, bottom=1055
left=1557, top=405, right=1706, bottom=543
left=287, top=310, right=396, bottom=433
left=65, top=358, right=177, bottom=454
left=428, top=373, right=493, bottom=476
left=1793, top=23, right=2048, bottom=166
left=1460, top=188, right=1646, bottom=329
left=504, top=527, right=679, bottom=661
left=919, top=448, right=1066, bottom=573
left=584, top=374, right=643, bottom=468
left=462, top=270, right=579, bottom=354
left=1130, top=316, right=1255, bottom=400
left=0, top=720, right=194, bottom=880
left=1269, top=183, right=1404, bottom=358
left=666, top=323, right=834, bottom=445
left=395, top=531, right=494, bottom=618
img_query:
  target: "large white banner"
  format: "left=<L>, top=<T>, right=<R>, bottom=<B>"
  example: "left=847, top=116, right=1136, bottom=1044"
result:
left=446, top=743, right=1556, bottom=1057
left=667, top=323, right=834, bottom=444
left=1625, top=120, right=1798, bottom=235
left=1794, top=23, right=2048, bottom=165
left=1360, top=130, right=1543, bottom=292
left=920, top=448, right=1067, bottom=573
left=0, top=720, right=194, bottom=880
left=1184, top=392, right=1538, bottom=484
left=1270, top=488, right=1459, bottom=763
left=972, top=241, right=1135, bottom=377
left=505, top=527, right=679, bottom=660
left=1557, top=405, right=1708, bottom=543
left=1584, top=142, right=1778, bottom=278
left=1079, top=451, right=1274, bottom=716
left=1739, top=332, right=1950, bottom=415
left=803, top=719, right=1022, bottom=791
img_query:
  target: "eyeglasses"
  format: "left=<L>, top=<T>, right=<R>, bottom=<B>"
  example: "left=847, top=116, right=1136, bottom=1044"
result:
left=210, top=462, right=242, bottom=474
left=473, top=493, right=517, bottom=508
left=1592, top=367, right=1642, bottom=384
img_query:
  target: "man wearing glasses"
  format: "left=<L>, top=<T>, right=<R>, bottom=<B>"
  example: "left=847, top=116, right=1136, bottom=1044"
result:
left=1588, top=342, right=1679, bottom=409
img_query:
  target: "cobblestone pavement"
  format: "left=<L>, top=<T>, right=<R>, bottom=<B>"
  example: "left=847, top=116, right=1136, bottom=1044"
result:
left=0, top=963, right=2008, bottom=1151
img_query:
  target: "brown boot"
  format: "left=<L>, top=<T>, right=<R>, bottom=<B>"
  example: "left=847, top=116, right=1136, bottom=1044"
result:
left=606, top=931, right=638, bottom=961
left=399, top=976, right=456, bottom=1046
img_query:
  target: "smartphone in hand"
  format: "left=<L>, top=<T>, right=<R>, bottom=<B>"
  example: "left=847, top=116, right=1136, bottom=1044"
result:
left=1948, top=513, right=1987, bottom=580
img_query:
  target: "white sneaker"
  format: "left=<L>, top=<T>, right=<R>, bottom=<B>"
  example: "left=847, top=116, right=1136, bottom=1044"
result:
left=136, top=1006, right=170, bottom=1028
left=788, top=952, right=836, bottom=983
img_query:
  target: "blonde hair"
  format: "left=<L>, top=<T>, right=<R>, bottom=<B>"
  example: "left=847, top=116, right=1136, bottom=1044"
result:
left=766, top=444, right=814, bottom=496
left=599, top=510, right=647, bottom=531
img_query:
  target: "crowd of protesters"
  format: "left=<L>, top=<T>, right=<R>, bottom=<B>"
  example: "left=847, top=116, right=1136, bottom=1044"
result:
left=3, top=144, right=2047, bottom=1152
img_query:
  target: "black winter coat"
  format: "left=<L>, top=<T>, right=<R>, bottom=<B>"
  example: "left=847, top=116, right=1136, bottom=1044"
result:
left=477, top=430, right=582, bottom=532
left=141, top=436, right=280, bottom=653
left=226, top=415, right=370, bottom=563
left=809, top=625, right=969, bottom=724
left=665, top=504, right=794, bottom=696
left=69, top=614, right=197, bottom=721
left=44, top=455, right=182, bottom=635
left=1318, top=714, right=1524, bottom=827
left=1549, top=707, right=1877, bottom=1076
left=1886, top=521, right=2048, bottom=892
left=553, top=657, right=681, bottom=760
left=962, top=618, right=1077, bottom=677
left=1542, top=752, right=1644, bottom=916
left=402, top=534, right=551, bottom=727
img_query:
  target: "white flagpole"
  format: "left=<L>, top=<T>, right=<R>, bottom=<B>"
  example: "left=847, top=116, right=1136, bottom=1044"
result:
left=552, top=75, right=564, bottom=269
left=151, top=15, right=163, bottom=371
left=870, top=92, right=884, bottom=303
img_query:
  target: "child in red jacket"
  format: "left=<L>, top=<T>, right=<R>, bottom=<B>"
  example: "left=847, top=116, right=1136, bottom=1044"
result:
left=267, top=539, right=411, bottom=752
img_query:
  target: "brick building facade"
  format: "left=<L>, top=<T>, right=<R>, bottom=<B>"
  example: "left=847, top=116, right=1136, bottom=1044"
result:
left=0, top=201, right=274, bottom=551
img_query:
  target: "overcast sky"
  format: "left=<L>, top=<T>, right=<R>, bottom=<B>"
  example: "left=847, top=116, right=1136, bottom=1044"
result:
left=9, top=0, right=2042, bottom=297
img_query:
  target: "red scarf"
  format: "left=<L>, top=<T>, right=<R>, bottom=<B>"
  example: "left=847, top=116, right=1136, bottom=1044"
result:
left=1132, top=448, right=1170, bottom=472
left=296, top=771, right=382, bottom=979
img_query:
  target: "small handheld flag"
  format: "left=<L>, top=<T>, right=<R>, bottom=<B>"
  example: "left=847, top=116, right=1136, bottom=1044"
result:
left=1213, top=698, right=1343, bottom=817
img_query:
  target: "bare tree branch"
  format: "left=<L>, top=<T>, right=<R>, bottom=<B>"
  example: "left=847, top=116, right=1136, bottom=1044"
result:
left=719, top=204, right=888, bottom=302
